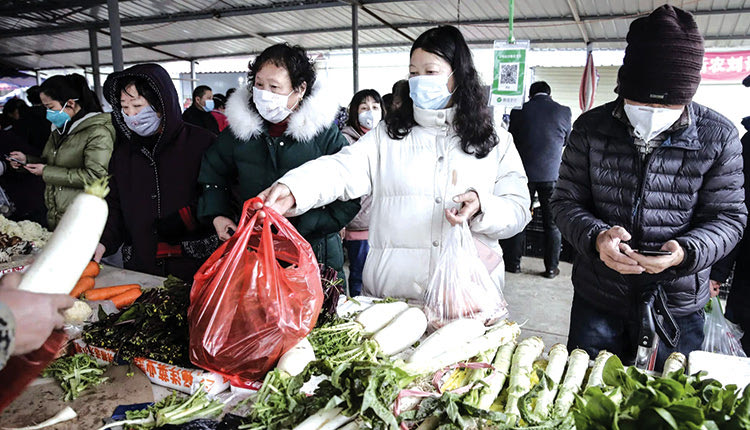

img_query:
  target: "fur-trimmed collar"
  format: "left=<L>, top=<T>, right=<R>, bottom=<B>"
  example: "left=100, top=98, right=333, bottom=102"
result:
left=226, top=80, right=339, bottom=142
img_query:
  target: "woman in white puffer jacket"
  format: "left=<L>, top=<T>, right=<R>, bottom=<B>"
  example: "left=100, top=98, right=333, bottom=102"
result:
left=257, top=25, right=531, bottom=301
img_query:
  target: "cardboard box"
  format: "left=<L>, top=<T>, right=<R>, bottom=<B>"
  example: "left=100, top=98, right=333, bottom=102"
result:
left=73, top=339, right=230, bottom=395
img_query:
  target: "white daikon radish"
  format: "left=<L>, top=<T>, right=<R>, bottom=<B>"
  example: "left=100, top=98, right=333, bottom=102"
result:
left=277, top=337, right=315, bottom=376
left=407, top=318, right=487, bottom=364
left=552, top=349, right=590, bottom=418
left=585, top=350, right=613, bottom=389
left=18, top=179, right=109, bottom=295
left=532, top=343, right=569, bottom=419
left=505, top=336, right=545, bottom=417
left=337, top=422, right=360, bottom=430
left=372, top=307, right=427, bottom=356
left=4, top=406, right=77, bottom=430
left=318, top=412, right=355, bottom=430
left=293, top=407, right=342, bottom=430
left=356, top=301, right=409, bottom=335
left=403, top=320, right=520, bottom=375
left=476, top=340, right=517, bottom=410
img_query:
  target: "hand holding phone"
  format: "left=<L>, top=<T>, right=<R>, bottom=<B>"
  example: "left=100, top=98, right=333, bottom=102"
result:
left=5, top=154, right=26, bottom=166
left=631, top=249, right=673, bottom=256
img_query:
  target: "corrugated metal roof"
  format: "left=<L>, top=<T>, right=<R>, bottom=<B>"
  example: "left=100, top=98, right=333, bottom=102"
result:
left=0, top=0, right=748, bottom=71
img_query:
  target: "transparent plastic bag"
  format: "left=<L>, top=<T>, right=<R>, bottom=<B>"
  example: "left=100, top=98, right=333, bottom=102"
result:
left=423, top=222, right=508, bottom=330
left=189, top=198, right=323, bottom=387
left=702, top=296, right=746, bottom=357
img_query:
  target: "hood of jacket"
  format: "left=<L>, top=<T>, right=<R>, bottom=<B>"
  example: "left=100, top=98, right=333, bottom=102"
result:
left=103, top=63, right=183, bottom=152
left=340, top=125, right=362, bottom=142
left=226, top=79, right=339, bottom=142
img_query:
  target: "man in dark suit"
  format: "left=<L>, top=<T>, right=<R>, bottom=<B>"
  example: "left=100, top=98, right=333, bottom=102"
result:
left=501, top=81, right=571, bottom=278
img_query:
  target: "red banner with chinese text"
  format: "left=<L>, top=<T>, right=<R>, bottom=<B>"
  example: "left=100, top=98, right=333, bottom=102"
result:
left=701, top=51, right=750, bottom=81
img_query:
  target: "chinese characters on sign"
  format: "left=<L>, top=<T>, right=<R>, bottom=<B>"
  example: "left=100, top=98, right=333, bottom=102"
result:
left=701, top=51, right=750, bottom=81
left=490, top=40, right=529, bottom=108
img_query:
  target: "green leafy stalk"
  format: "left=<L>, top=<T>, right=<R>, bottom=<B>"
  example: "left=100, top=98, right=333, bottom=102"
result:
left=43, top=353, right=109, bottom=401
left=84, top=176, right=110, bottom=199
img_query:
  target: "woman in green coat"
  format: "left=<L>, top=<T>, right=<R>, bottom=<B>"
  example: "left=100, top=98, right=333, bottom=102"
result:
left=198, top=43, right=360, bottom=277
left=10, top=74, right=114, bottom=229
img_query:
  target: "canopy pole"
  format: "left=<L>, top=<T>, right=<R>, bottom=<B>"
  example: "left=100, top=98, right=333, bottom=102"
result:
left=190, top=60, right=197, bottom=93
left=508, top=0, right=515, bottom=44
left=352, top=3, right=359, bottom=93
left=35, top=70, right=41, bottom=86
left=107, top=0, right=124, bottom=71
left=88, top=27, right=103, bottom=103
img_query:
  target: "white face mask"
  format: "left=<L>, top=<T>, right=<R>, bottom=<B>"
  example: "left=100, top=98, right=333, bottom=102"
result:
left=357, top=109, right=381, bottom=130
left=623, top=103, right=683, bottom=143
left=252, top=87, right=297, bottom=124
left=408, top=72, right=454, bottom=110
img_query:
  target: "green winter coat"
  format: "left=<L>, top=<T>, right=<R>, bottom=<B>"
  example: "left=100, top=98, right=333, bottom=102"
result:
left=29, top=112, right=115, bottom=229
left=198, top=82, right=360, bottom=275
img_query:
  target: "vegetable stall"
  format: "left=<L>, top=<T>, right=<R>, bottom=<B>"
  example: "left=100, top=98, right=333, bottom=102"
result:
left=0, top=207, right=748, bottom=429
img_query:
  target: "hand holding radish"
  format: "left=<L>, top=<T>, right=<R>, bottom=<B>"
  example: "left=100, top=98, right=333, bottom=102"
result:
left=0, top=273, right=75, bottom=355
left=445, top=191, right=481, bottom=226
left=212, top=216, right=238, bottom=241
left=256, top=183, right=296, bottom=219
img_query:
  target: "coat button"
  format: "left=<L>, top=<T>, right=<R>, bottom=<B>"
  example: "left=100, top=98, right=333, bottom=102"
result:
left=435, top=197, right=442, bottom=204
left=438, top=156, right=444, bottom=162
left=279, top=141, right=285, bottom=146
left=432, top=241, right=439, bottom=247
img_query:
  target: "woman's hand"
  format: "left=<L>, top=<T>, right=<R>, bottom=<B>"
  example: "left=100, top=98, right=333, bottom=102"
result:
left=8, top=151, right=26, bottom=169
left=213, top=216, right=238, bottom=241
left=255, top=183, right=296, bottom=218
left=445, top=191, right=481, bottom=226
left=0, top=273, right=75, bottom=355
left=24, top=163, right=45, bottom=176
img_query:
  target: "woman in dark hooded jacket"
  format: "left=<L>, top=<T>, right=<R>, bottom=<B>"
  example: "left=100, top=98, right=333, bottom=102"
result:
left=94, top=64, right=218, bottom=281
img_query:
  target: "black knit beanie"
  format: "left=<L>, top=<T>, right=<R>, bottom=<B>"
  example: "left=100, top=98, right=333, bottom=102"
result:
left=617, top=5, right=704, bottom=105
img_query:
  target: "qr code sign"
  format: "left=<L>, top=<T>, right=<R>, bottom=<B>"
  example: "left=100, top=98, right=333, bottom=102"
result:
left=498, top=63, right=519, bottom=91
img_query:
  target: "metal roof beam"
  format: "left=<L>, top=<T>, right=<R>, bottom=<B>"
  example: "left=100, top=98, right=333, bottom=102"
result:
left=0, top=0, right=109, bottom=17
left=0, top=0, right=403, bottom=39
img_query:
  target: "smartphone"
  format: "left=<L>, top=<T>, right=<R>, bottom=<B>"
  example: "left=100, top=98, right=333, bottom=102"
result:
left=631, top=249, right=673, bottom=256
left=4, top=155, right=26, bottom=166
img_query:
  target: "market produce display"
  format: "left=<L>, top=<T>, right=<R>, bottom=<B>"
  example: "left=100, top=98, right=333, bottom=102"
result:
left=82, top=276, right=190, bottom=366
left=0, top=213, right=51, bottom=263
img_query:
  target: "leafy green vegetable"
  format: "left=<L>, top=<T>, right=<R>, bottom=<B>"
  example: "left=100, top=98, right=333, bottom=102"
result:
left=573, top=355, right=750, bottom=430
left=82, top=276, right=191, bottom=366
left=399, top=392, right=511, bottom=430
left=43, top=353, right=108, bottom=401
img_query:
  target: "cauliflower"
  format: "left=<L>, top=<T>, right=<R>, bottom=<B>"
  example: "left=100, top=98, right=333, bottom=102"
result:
left=63, top=300, right=93, bottom=324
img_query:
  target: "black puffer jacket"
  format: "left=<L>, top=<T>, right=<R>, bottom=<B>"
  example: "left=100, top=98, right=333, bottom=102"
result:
left=551, top=100, right=747, bottom=317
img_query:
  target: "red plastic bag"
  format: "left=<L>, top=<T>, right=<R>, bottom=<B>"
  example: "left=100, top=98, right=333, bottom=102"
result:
left=189, top=198, right=323, bottom=387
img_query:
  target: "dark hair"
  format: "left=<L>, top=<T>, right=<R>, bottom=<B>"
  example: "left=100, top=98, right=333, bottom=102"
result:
left=213, top=93, right=227, bottom=110
left=248, top=43, right=316, bottom=95
left=26, top=86, right=42, bottom=105
left=39, top=73, right=102, bottom=113
left=192, top=85, right=212, bottom=103
left=226, top=88, right=236, bottom=98
left=530, top=81, right=551, bottom=97
left=346, top=89, right=383, bottom=131
left=117, top=77, right=162, bottom=112
left=381, top=93, right=393, bottom=115
left=3, top=98, right=28, bottom=117
left=386, top=26, right=498, bottom=158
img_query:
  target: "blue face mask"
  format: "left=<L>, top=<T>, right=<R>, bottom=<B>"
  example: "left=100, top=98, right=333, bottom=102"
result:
left=203, top=99, right=214, bottom=112
left=122, top=105, right=161, bottom=137
left=408, top=72, right=455, bottom=110
left=46, top=106, right=71, bottom=130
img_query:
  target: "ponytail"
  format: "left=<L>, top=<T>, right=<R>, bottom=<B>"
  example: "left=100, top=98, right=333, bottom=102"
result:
left=39, top=73, right=101, bottom=113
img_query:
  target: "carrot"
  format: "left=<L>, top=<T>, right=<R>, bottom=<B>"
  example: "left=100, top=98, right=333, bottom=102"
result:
left=69, top=277, right=95, bottom=297
left=84, top=284, right=141, bottom=301
left=80, top=261, right=101, bottom=278
left=110, top=288, right=143, bottom=309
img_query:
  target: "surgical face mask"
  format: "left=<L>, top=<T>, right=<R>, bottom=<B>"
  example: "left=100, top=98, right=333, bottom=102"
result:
left=203, top=99, right=214, bottom=112
left=46, top=106, right=72, bottom=130
left=122, top=105, right=161, bottom=137
left=623, top=103, right=683, bottom=143
left=408, top=72, right=454, bottom=110
left=358, top=109, right=381, bottom=130
left=253, top=87, right=296, bottom=124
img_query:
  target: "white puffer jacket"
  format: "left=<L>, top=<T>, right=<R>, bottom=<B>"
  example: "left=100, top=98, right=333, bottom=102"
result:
left=280, top=106, right=531, bottom=301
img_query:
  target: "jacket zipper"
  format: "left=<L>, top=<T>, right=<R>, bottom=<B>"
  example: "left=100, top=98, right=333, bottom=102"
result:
left=631, top=150, right=656, bottom=248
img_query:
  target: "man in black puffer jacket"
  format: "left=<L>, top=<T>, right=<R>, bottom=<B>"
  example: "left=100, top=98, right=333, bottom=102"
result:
left=551, top=5, right=747, bottom=369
